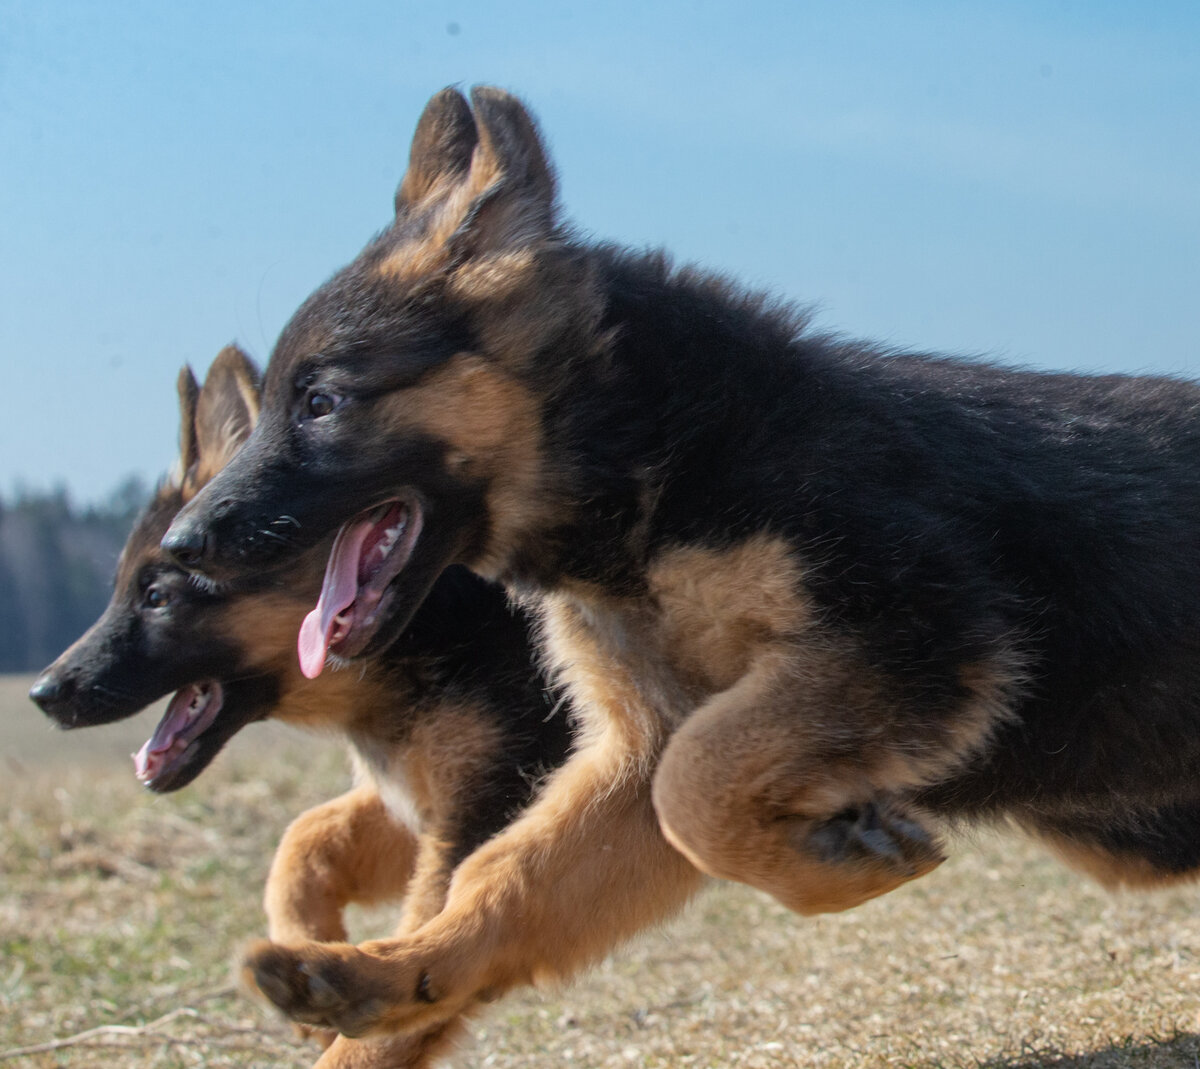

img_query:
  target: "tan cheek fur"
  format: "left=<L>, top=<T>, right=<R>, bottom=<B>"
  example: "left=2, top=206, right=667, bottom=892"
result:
left=223, top=593, right=308, bottom=666
left=380, top=354, right=558, bottom=577
left=223, top=593, right=396, bottom=733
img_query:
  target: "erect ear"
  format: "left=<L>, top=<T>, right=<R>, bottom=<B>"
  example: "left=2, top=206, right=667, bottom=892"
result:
left=394, top=87, right=478, bottom=215
left=447, top=85, right=558, bottom=257
left=387, top=87, right=557, bottom=265
left=176, top=365, right=200, bottom=482
left=183, top=345, right=261, bottom=498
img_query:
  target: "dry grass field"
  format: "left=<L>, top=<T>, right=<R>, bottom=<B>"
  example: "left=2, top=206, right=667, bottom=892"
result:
left=4, top=672, right=1200, bottom=1067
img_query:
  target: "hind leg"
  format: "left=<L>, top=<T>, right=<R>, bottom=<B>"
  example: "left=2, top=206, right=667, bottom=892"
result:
left=1027, top=802, right=1200, bottom=891
left=650, top=649, right=990, bottom=914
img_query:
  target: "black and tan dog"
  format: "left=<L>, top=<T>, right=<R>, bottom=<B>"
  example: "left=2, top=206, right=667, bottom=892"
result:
left=31, top=346, right=575, bottom=1067
left=162, top=87, right=1200, bottom=1045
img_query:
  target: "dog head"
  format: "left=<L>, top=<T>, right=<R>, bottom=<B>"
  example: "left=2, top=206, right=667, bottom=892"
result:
left=163, top=87, right=601, bottom=674
left=28, top=346, right=324, bottom=791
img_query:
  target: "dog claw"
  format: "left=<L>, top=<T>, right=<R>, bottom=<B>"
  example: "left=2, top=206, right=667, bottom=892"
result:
left=252, top=960, right=298, bottom=1013
left=416, top=971, right=437, bottom=1003
left=856, top=825, right=905, bottom=864
left=299, top=961, right=343, bottom=1010
left=805, top=801, right=942, bottom=876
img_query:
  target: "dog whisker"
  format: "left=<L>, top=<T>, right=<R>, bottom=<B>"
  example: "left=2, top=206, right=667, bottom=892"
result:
left=187, top=571, right=227, bottom=595
left=257, top=527, right=301, bottom=547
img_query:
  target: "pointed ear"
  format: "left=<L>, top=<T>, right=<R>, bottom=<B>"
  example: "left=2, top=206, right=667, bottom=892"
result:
left=395, top=87, right=478, bottom=215
left=176, top=365, right=200, bottom=483
left=469, top=86, right=556, bottom=204
left=446, top=85, right=557, bottom=257
left=183, top=345, right=261, bottom=498
left=378, top=87, right=558, bottom=285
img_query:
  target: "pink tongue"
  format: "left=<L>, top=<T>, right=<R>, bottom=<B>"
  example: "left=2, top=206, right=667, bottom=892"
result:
left=133, top=686, right=200, bottom=782
left=298, top=521, right=374, bottom=679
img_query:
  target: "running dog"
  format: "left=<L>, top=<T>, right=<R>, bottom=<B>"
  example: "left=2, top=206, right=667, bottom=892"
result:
left=161, top=87, right=1200, bottom=1045
left=32, top=345, right=574, bottom=1067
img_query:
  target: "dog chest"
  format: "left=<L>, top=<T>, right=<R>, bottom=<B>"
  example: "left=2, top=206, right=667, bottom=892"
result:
left=540, top=534, right=810, bottom=743
left=646, top=535, right=809, bottom=696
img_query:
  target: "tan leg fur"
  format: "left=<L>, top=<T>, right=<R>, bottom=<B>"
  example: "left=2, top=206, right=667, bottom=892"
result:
left=651, top=647, right=946, bottom=915
left=243, top=610, right=706, bottom=1039
left=312, top=1021, right=469, bottom=1069
left=263, top=785, right=480, bottom=1066
left=265, top=786, right=418, bottom=946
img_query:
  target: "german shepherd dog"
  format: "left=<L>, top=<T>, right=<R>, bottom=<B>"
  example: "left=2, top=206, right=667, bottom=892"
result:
left=162, top=87, right=1200, bottom=1046
left=31, top=346, right=574, bottom=1067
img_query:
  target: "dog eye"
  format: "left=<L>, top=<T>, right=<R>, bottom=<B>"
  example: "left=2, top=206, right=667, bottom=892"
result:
left=144, top=586, right=171, bottom=610
left=306, top=392, right=340, bottom=418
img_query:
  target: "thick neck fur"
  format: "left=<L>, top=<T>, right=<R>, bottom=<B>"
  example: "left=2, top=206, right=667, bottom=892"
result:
left=503, top=244, right=830, bottom=594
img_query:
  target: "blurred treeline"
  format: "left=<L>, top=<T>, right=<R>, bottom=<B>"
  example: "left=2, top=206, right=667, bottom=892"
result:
left=0, top=478, right=147, bottom=673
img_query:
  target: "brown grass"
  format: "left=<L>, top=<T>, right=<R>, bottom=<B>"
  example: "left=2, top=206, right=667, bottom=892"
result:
left=4, top=674, right=1200, bottom=1067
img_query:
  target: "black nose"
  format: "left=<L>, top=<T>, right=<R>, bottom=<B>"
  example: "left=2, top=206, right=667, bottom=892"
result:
left=161, top=519, right=211, bottom=568
left=29, top=669, right=72, bottom=713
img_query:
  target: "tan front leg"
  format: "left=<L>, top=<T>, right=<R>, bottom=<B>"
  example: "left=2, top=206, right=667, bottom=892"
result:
left=265, top=786, right=419, bottom=946
left=312, top=1020, right=468, bottom=1069
left=243, top=735, right=704, bottom=1038
left=391, top=834, right=456, bottom=937
left=652, top=650, right=949, bottom=915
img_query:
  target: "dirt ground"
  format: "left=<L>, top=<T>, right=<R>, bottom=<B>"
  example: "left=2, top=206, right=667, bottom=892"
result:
left=4, top=673, right=1200, bottom=1068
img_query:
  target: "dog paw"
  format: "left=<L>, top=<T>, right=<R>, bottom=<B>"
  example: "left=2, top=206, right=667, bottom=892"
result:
left=805, top=801, right=944, bottom=878
left=242, top=940, right=391, bottom=1038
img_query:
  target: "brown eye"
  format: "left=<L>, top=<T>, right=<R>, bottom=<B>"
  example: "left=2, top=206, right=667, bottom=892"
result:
left=307, top=392, right=338, bottom=418
left=145, top=586, right=170, bottom=609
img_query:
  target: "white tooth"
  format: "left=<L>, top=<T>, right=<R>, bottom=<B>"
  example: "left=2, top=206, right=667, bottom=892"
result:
left=376, top=525, right=403, bottom=559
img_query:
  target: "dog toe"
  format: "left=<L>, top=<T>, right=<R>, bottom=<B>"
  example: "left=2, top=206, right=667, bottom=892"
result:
left=243, top=941, right=390, bottom=1037
left=805, top=801, right=943, bottom=876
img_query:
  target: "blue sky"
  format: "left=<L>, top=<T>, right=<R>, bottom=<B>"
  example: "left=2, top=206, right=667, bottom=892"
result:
left=3, top=1, right=1198, bottom=503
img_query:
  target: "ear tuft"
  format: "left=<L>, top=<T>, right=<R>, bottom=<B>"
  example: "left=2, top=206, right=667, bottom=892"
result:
left=435, top=86, right=557, bottom=263
left=183, top=345, right=261, bottom=498
left=380, top=86, right=559, bottom=283
left=176, top=366, right=201, bottom=485
left=468, top=86, right=556, bottom=208
left=395, top=87, right=479, bottom=215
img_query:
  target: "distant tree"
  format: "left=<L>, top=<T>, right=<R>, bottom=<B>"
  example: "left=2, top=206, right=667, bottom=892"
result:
left=0, top=498, right=27, bottom=669
left=0, top=479, right=148, bottom=673
left=89, top=474, right=149, bottom=530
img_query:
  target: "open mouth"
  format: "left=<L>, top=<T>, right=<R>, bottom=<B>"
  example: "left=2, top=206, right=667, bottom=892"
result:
left=297, top=498, right=424, bottom=679
left=133, top=680, right=224, bottom=788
